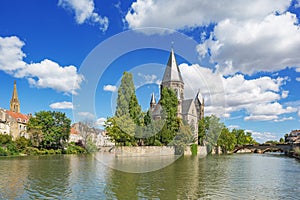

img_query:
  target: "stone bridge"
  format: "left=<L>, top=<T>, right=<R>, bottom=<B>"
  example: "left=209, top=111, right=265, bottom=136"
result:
left=233, top=143, right=299, bottom=154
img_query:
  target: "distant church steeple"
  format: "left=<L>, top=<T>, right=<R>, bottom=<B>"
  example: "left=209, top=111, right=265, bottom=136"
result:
left=150, top=93, right=156, bottom=110
left=10, top=81, right=20, bottom=113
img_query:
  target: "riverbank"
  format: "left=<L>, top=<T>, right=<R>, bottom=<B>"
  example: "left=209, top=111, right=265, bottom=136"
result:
left=109, top=145, right=207, bottom=157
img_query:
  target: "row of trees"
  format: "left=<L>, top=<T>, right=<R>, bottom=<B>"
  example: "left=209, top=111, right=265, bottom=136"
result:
left=105, top=72, right=193, bottom=150
left=0, top=111, right=87, bottom=156
left=198, top=115, right=257, bottom=153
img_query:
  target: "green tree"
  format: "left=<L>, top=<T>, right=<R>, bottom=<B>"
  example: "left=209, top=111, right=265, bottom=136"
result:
left=217, top=127, right=237, bottom=153
left=205, top=115, right=224, bottom=151
left=198, top=116, right=210, bottom=145
left=105, top=115, right=136, bottom=146
left=159, top=87, right=179, bottom=144
left=27, top=111, right=71, bottom=150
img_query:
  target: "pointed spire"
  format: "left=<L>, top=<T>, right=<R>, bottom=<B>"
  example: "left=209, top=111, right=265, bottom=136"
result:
left=151, top=93, right=156, bottom=104
left=150, top=92, right=156, bottom=110
left=162, top=47, right=184, bottom=84
left=10, top=80, right=20, bottom=113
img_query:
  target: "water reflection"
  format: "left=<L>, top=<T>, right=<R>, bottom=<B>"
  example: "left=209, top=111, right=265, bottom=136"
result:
left=0, top=153, right=299, bottom=199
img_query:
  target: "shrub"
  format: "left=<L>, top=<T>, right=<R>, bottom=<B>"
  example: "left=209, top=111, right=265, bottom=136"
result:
left=23, top=147, right=41, bottom=155
left=0, top=147, right=8, bottom=156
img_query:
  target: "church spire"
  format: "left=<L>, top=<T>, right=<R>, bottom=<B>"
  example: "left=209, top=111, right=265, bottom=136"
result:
left=161, top=47, right=184, bottom=101
left=162, top=48, right=184, bottom=84
left=10, top=81, right=20, bottom=113
left=150, top=93, right=156, bottom=110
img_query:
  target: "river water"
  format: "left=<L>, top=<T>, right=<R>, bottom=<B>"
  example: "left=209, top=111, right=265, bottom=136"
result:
left=0, top=153, right=299, bottom=199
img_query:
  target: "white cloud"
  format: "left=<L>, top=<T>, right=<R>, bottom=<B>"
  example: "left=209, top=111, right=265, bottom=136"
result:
left=296, top=77, right=300, bottom=82
left=17, top=59, right=84, bottom=94
left=125, top=0, right=289, bottom=31
left=281, top=90, right=289, bottom=99
left=103, top=84, right=117, bottom=92
left=78, top=112, right=95, bottom=119
left=136, top=73, right=161, bottom=87
left=248, top=130, right=278, bottom=143
left=274, top=117, right=294, bottom=122
left=179, top=63, right=297, bottom=121
left=96, top=117, right=106, bottom=126
left=198, top=12, right=300, bottom=75
left=0, top=36, right=83, bottom=94
left=50, top=101, right=73, bottom=109
left=58, top=0, right=109, bottom=31
left=0, top=36, right=26, bottom=72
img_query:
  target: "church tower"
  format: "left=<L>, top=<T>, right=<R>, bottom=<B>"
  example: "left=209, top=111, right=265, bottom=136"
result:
left=10, top=81, right=20, bottom=113
left=161, top=48, right=184, bottom=117
left=195, top=90, right=204, bottom=120
left=150, top=93, right=156, bottom=110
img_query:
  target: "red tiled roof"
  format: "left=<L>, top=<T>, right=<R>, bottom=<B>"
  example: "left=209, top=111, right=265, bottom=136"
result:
left=70, top=127, right=79, bottom=135
left=6, top=110, right=29, bottom=121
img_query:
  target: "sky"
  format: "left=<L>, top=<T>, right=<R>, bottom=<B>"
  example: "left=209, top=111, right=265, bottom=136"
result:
left=0, top=0, right=300, bottom=143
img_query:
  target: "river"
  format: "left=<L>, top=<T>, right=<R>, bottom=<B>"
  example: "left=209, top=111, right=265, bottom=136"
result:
left=0, top=153, right=299, bottom=199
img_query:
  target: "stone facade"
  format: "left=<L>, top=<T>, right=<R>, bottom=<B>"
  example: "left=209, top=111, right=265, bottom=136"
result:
left=150, top=49, right=204, bottom=142
left=0, top=81, right=30, bottom=140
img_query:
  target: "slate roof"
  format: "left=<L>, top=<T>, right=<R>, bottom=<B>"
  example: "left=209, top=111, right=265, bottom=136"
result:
left=181, top=99, right=194, bottom=115
left=162, top=49, right=184, bottom=84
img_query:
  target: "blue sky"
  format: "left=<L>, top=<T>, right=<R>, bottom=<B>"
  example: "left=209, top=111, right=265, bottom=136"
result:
left=0, top=0, right=300, bottom=142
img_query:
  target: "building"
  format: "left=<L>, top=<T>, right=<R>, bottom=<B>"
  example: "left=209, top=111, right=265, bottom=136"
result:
left=285, top=130, right=300, bottom=144
left=0, top=81, right=30, bottom=140
left=150, top=48, right=204, bottom=142
left=0, top=108, right=10, bottom=135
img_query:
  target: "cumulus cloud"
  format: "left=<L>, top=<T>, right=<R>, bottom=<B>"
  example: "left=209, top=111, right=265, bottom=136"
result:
left=103, top=84, right=117, bottom=92
left=296, top=77, right=300, bottom=82
left=16, top=59, right=84, bottom=94
left=179, top=63, right=297, bottom=121
left=96, top=117, right=106, bottom=126
left=198, top=12, right=300, bottom=75
left=0, top=36, right=26, bottom=72
left=78, top=112, right=95, bottom=119
left=248, top=130, right=278, bottom=143
left=125, top=0, right=289, bottom=31
left=0, top=36, right=83, bottom=94
left=58, top=0, right=109, bottom=31
left=50, top=101, right=73, bottom=109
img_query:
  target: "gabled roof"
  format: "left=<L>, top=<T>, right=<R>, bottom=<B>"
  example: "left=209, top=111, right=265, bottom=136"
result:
left=162, top=49, right=184, bottom=84
left=181, top=99, right=194, bottom=115
left=6, top=110, right=28, bottom=121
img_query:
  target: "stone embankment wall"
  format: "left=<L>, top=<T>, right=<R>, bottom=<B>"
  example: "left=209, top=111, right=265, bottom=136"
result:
left=114, top=146, right=208, bottom=157
left=184, top=146, right=207, bottom=157
left=115, top=146, right=175, bottom=157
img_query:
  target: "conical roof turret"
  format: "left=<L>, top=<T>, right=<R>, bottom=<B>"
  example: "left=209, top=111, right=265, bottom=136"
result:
left=162, top=48, right=184, bottom=84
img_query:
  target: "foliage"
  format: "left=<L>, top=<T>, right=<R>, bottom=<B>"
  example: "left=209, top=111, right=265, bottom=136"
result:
left=0, top=134, right=13, bottom=145
left=105, top=115, right=136, bottom=146
left=65, top=143, right=86, bottom=154
left=85, top=138, right=98, bottom=153
left=15, top=136, right=31, bottom=151
left=171, top=121, right=193, bottom=155
left=279, top=138, right=285, bottom=143
left=198, top=115, right=257, bottom=154
left=191, top=144, right=198, bottom=155
left=217, top=128, right=237, bottom=153
left=205, top=115, right=224, bottom=148
left=198, top=116, right=210, bottom=145
left=27, top=111, right=71, bottom=150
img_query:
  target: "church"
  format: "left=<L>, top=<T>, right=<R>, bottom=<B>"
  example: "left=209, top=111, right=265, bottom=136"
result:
left=150, top=48, right=204, bottom=142
left=0, top=81, right=29, bottom=140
